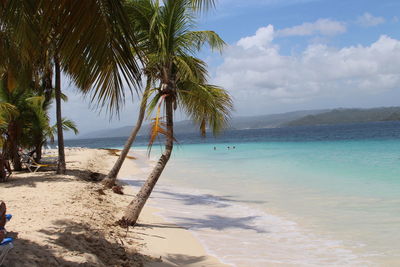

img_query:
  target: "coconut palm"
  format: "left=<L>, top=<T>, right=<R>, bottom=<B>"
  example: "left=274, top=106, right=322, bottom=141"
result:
left=1, top=0, right=218, bottom=174
left=24, top=95, right=79, bottom=162
left=117, top=0, right=232, bottom=226
left=103, top=0, right=223, bottom=188
left=0, top=67, right=36, bottom=170
left=0, top=75, right=79, bottom=168
left=0, top=0, right=143, bottom=174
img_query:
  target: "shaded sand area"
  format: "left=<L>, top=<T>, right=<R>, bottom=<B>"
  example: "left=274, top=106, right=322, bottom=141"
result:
left=0, top=148, right=227, bottom=267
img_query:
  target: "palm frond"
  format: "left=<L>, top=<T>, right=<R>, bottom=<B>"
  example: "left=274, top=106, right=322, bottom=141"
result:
left=178, top=82, right=233, bottom=136
left=189, top=0, right=216, bottom=11
left=177, top=30, right=226, bottom=54
left=2, top=0, right=143, bottom=114
left=0, top=102, right=19, bottom=121
left=50, top=117, right=79, bottom=136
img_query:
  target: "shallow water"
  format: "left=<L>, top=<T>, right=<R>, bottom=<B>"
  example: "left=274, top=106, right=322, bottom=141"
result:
left=126, top=139, right=400, bottom=266
left=67, top=122, right=400, bottom=266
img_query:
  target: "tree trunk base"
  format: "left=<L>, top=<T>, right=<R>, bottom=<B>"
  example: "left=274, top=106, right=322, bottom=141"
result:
left=102, top=177, right=116, bottom=189
left=56, top=166, right=66, bottom=175
left=117, top=217, right=137, bottom=228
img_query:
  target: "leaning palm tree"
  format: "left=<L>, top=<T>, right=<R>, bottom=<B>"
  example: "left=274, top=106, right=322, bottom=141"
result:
left=103, top=0, right=222, bottom=188
left=118, top=0, right=232, bottom=226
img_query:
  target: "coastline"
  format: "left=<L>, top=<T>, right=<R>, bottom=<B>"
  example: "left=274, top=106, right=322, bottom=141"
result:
left=125, top=146, right=369, bottom=266
left=116, top=149, right=230, bottom=267
left=0, top=148, right=228, bottom=266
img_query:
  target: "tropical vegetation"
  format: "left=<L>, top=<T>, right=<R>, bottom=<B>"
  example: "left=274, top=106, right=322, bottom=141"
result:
left=0, top=0, right=232, bottom=228
left=115, top=0, right=232, bottom=226
left=0, top=0, right=142, bottom=175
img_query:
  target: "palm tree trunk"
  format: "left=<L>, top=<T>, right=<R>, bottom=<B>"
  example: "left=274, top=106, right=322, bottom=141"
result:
left=119, top=93, right=174, bottom=227
left=8, top=122, right=21, bottom=171
left=34, top=140, right=43, bottom=162
left=103, top=80, right=151, bottom=188
left=0, top=155, right=6, bottom=182
left=54, top=55, right=66, bottom=174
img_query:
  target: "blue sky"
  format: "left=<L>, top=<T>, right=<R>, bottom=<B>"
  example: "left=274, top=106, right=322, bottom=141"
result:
left=58, top=0, right=400, bottom=137
left=200, top=0, right=400, bottom=46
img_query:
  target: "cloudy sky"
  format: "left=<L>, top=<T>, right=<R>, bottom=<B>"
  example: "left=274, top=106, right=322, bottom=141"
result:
left=55, top=0, right=400, bottom=137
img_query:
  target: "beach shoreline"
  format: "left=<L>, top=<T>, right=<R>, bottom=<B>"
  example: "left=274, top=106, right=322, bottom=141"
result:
left=0, top=147, right=228, bottom=267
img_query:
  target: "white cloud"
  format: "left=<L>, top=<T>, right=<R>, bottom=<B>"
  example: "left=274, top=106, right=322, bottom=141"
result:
left=214, top=26, right=400, bottom=112
left=357, top=12, right=385, bottom=27
left=277, top=19, right=346, bottom=37
left=237, top=25, right=275, bottom=50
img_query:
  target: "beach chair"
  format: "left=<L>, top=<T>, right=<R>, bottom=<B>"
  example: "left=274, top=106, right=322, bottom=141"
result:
left=26, top=156, right=57, bottom=173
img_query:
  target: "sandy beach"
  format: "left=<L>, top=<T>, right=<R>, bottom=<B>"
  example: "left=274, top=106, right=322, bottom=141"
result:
left=0, top=148, right=227, bottom=267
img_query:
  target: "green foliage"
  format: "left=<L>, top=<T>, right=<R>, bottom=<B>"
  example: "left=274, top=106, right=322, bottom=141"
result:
left=126, top=0, right=232, bottom=149
left=0, top=0, right=142, bottom=114
left=0, top=74, right=79, bottom=150
left=49, top=118, right=79, bottom=143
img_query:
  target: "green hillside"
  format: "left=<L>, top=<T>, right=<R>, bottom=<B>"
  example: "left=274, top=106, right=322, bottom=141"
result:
left=286, top=107, right=400, bottom=126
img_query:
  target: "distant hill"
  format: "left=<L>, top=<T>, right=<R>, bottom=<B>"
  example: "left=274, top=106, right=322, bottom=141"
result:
left=79, top=109, right=327, bottom=139
left=79, top=107, right=400, bottom=139
left=230, top=109, right=327, bottom=129
left=82, top=120, right=202, bottom=139
left=286, top=107, right=400, bottom=126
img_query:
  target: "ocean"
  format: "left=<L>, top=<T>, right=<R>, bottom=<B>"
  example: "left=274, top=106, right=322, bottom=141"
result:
left=66, top=121, right=400, bottom=266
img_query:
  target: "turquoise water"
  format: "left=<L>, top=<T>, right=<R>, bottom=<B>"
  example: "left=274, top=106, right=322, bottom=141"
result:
left=67, top=122, right=400, bottom=265
left=149, top=139, right=400, bottom=265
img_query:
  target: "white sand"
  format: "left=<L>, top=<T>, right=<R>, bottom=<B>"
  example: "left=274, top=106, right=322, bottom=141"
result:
left=0, top=148, right=228, bottom=266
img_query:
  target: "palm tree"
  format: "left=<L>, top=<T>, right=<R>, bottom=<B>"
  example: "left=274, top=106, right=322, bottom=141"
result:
left=118, top=0, right=232, bottom=226
left=0, top=23, right=80, bottom=169
left=24, top=95, right=78, bottom=163
left=0, top=70, right=37, bottom=170
left=102, top=78, right=151, bottom=188
left=103, top=0, right=222, bottom=188
left=1, top=0, right=219, bottom=176
left=0, top=0, right=143, bottom=174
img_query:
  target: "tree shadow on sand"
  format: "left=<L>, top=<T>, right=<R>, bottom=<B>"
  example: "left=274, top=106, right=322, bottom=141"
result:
left=4, top=220, right=152, bottom=267
left=2, top=172, right=72, bottom=188
left=2, top=169, right=104, bottom=188
left=122, top=179, right=266, bottom=209
left=171, top=215, right=267, bottom=233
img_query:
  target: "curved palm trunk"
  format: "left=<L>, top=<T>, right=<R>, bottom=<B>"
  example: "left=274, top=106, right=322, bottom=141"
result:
left=120, top=94, right=174, bottom=226
left=55, top=55, right=66, bottom=174
left=103, top=80, right=151, bottom=188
